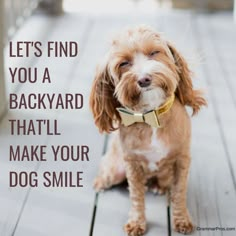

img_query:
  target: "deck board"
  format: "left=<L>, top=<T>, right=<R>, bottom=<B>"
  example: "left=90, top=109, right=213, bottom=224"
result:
left=197, top=14, right=236, bottom=188
left=94, top=187, right=168, bottom=236
left=0, top=111, right=50, bottom=236
left=13, top=124, right=104, bottom=236
left=0, top=13, right=104, bottom=236
left=11, top=15, right=105, bottom=236
left=170, top=13, right=236, bottom=236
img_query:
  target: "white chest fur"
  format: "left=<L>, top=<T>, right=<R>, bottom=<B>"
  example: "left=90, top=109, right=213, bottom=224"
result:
left=132, top=128, right=169, bottom=172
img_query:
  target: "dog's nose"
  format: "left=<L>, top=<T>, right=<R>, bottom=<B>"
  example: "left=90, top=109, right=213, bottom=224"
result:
left=138, top=77, right=151, bottom=88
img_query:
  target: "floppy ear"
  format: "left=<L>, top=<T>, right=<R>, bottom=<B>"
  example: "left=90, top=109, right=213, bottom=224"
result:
left=167, top=42, right=207, bottom=115
left=89, top=63, right=121, bottom=133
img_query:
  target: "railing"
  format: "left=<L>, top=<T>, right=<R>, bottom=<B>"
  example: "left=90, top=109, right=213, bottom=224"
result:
left=4, top=0, right=40, bottom=44
left=0, top=0, right=6, bottom=118
left=0, top=0, right=63, bottom=118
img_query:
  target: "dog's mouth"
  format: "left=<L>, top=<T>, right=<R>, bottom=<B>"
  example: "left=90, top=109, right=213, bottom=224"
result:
left=142, top=87, right=153, bottom=92
left=140, top=87, right=166, bottom=109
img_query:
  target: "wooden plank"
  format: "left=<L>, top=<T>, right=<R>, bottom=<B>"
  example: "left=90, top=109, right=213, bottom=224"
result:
left=194, top=13, right=236, bottom=186
left=0, top=14, right=97, bottom=236
left=193, top=14, right=236, bottom=232
left=13, top=121, right=104, bottom=236
left=11, top=15, right=105, bottom=236
left=206, top=14, right=236, bottom=107
left=0, top=111, right=50, bottom=236
left=163, top=13, right=236, bottom=236
left=205, top=15, right=236, bottom=183
left=94, top=187, right=168, bottom=236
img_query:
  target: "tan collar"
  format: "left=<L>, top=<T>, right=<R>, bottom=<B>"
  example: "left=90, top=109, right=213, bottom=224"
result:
left=116, top=94, right=175, bottom=128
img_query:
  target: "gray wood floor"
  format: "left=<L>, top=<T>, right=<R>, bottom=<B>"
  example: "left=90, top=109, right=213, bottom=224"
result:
left=0, top=9, right=236, bottom=236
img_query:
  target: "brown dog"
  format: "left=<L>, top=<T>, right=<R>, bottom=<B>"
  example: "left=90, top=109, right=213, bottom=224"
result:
left=90, top=25, right=206, bottom=236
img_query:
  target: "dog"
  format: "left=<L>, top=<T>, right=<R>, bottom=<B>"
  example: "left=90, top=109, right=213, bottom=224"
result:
left=89, top=25, right=206, bottom=236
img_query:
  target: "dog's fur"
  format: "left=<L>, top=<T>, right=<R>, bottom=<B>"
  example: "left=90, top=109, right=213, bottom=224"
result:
left=90, top=25, right=206, bottom=236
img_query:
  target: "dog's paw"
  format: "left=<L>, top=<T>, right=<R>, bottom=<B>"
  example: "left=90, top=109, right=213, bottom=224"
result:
left=93, top=176, right=110, bottom=192
left=124, top=220, right=146, bottom=236
left=173, top=217, right=195, bottom=234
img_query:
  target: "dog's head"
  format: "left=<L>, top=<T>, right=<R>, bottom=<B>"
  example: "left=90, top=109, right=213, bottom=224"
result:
left=90, top=25, right=206, bottom=133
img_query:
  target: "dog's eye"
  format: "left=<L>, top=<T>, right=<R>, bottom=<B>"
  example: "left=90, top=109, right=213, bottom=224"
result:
left=119, top=61, right=130, bottom=68
left=150, top=51, right=160, bottom=56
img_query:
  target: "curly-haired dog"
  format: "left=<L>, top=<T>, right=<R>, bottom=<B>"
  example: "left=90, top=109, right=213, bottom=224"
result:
left=90, top=25, right=206, bottom=236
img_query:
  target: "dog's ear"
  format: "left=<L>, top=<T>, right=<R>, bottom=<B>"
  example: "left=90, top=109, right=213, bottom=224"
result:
left=89, top=62, right=121, bottom=133
left=167, top=42, right=207, bottom=115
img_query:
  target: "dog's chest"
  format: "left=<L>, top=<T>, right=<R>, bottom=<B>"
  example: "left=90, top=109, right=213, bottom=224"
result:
left=133, top=128, right=169, bottom=172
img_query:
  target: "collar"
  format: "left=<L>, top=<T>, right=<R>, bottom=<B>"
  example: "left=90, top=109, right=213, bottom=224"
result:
left=116, top=94, right=175, bottom=128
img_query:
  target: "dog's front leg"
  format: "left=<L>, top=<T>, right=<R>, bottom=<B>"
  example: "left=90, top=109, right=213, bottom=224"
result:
left=124, top=159, right=146, bottom=236
left=171, top=156, right=194, bottom=234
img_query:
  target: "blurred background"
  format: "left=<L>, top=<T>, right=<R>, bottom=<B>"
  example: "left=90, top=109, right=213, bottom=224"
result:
left=0, top=1, right=236, bottom=236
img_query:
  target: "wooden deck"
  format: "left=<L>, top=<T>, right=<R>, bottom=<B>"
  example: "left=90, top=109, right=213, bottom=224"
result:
left=0, top=8, right=236, bottom=236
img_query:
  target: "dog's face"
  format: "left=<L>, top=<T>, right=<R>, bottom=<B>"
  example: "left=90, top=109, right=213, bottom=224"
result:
left=108, top=27, right=178, bottom=112
left=90, top=25, right=205, bottom=133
